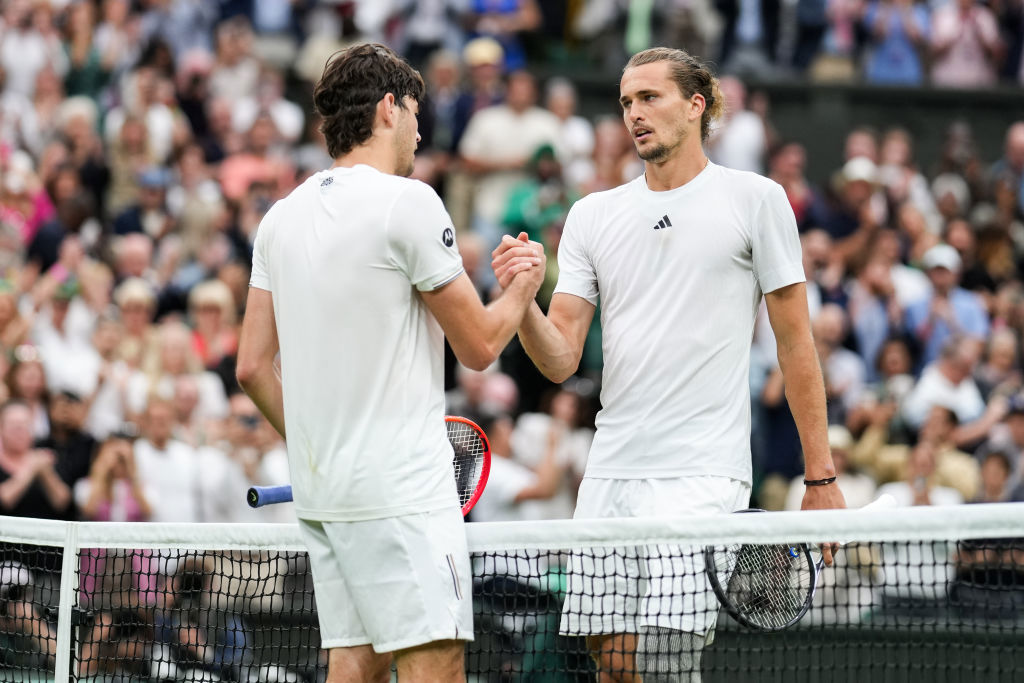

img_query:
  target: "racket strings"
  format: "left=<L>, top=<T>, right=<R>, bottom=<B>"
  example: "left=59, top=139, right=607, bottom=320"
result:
left=715, top=543, right=815, bottom=630
left=447, top=421, right=486, bottom=507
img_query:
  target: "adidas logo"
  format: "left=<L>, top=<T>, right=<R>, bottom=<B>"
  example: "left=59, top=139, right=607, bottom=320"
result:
left=653, top=215, right=672, bottom=230
left=320, top=176, right=334, bottom=187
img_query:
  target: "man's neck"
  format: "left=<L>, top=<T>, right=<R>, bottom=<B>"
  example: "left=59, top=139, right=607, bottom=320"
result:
left=333, top=141, right=396, bottom=176
left=643, top=143, right=710, bottom=192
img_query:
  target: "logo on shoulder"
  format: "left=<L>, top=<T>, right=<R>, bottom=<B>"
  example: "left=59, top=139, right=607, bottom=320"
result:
left=442, top=227, right=455, bottom=248
left=320, top=176, right=334, bottom=188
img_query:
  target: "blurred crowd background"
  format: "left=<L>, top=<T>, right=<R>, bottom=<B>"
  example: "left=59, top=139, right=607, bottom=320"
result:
left=0, top=0, right=1022, bottom=533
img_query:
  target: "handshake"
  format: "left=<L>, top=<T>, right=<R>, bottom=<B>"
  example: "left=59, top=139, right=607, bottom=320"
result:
left=490, top=231, right=547, bottom=294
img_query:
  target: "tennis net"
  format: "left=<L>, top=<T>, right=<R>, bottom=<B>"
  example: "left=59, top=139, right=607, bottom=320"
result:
left=2, top=503, right=1024, bottom=682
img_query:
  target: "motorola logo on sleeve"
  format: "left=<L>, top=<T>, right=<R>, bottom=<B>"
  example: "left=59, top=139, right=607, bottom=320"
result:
left=442, top=228, right=455, bottom=247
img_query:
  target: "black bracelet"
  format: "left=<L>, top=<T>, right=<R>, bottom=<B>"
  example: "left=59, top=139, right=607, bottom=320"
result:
left=804, top=476, right=837, bottom=487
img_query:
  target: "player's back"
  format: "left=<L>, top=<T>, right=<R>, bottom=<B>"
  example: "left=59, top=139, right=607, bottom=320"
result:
left=251, top=164, right=463, bottom=521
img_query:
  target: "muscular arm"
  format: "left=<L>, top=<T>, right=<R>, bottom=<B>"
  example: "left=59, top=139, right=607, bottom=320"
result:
left=492, top=234, right=595, bottom=383
left=420, top=254, right=544, bottom=371
left=765, top=282, right=845, bottom=508
left=518, top=295, right=595, bottom=383
left=236, top=288, right=286, bottom=438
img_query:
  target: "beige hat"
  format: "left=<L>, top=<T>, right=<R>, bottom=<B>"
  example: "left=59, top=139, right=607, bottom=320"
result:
left=828, top=425, right=853, bottom=452
left=921, top=243, right=962, bottom=272
left=463, top=37, right=504, bottom=67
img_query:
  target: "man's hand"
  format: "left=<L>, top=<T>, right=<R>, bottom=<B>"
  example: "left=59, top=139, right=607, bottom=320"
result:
left=801, top=483, right=847, bottom=566
left=492, top=232, right=545, bottom=290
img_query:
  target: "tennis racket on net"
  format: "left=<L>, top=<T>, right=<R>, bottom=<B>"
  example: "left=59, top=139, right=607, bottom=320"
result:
left=246, top=415, right=491, bottom=517
left=704, top=494, right=896, bottom=631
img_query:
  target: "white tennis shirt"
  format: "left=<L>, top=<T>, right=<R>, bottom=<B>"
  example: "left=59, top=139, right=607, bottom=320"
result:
left=250, top=164, right=464, bottom=521
left=554, top=161, right=805, bottom=484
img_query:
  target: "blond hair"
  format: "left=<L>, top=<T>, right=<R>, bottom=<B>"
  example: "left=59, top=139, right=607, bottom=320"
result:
left=624, top=48, right=724, bottom=142
left=188, top=279, right=237, bottom=326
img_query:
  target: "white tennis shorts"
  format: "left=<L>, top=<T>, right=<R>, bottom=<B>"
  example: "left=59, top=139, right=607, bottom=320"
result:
left=559, top=476, right=750, bottom=637
left=298, top=505, right=474, bottom=653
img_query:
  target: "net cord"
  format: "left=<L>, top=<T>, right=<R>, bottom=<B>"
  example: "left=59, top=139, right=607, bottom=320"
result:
left=2, top=502, right=1024, bottom=552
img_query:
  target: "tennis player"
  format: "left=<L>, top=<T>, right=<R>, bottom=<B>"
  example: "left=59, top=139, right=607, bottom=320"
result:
left=236, top=44, right=544, bottom=683
left=492, top=48, right=847, bottom=682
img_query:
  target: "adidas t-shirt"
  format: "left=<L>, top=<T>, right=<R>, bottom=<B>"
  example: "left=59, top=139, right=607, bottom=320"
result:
left=554, top=162, right=804, bottom=484
left=250, top=165, right=464, bottom=521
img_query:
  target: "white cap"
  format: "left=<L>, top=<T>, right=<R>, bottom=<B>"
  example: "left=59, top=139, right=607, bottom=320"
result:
left=828, top=425, right=853, bottom=452
left=0, top=561, right=31, bottom=596
left=921, top=243, right=962, bottom=272
left=841, top=156, right=879, bottom=185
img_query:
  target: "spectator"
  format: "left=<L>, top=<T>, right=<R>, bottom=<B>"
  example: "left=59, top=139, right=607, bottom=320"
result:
left=901, top=336, right=991, bottom=432
left=876, top=437, right=964, bottom=506
left=471, top=413, right=571, bottom=522
left=6, top=346, right=51, bottom=440
left=187, top=279, right=238, bottom=374
left=0, top=400, right=72, bottom=520
left=768, top=141, right=821, bottom=231
left=0, top=560, right=57, bottom=669
left=813, top=303, right=867, bottom=425
left=459, top=69, right=560, bottom=248
left=132, top=396, right=200, bottom=523
left=851, top=404, right=981, bottom=500
left=111, top=276, right=157, bottom=369
left=862, top=0, right=929, bottom=85
left=977, top=449, right=1012, bottom=502
left=707, top=76, right=768, bottom=174
left=847, top=253, right=905, bottom=380
left=544, top=77, right=595, bottom=192
left=930, top=0, right=1003, bottom=88
left=904, top=243, right=990, bottom=366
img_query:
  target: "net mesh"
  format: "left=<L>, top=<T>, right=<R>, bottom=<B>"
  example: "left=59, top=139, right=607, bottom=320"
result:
left=1, top=507, right=1023, bottom=682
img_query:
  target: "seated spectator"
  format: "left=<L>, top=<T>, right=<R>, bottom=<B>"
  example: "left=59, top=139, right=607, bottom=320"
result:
left=84, top=315, right=133, bottom=440
left=904, top=244, right=990, bottom=367
left=862, top=0, right=929, bottom=86
left=0, top=561, right=57, bottom=670
left=0, top=280, right=31, bottom=350
left=188, top=278, right=238, bottom=375
left=0, top=400, right=73, bottom=520
left=5, top=346, right=51, bottom=440
left=930, top=0, right=1002, bottom=88
left=469, top=414, right=570, bottom=523
left=35, top=389, right=94, bottom=512
left=31, top=279, right=101, bottom=399
left=901, top=336, right=990, bottom=432
left=813, top=304, right=866, bottom=426
left=132, top=397, right=200, bottom=523
left=707, top=76, right=768, bottom=175
left=850, top=404, right=981, bottom=501
left=974, top=328, right=1022, bottom=401
left=113, top=165, right=174, bottom=240
left=977, top=449, right=1013, bottom=503
left=126, top=320, right=228, bottom=423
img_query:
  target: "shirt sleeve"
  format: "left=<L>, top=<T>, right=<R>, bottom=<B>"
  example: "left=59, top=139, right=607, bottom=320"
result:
left=387, top=181, right=464, bottom=292
left=752, top=182, right=805, bottom=294
left=249, top=211, right=272, bottom=291
left=552, top=200, right=599, bottom=305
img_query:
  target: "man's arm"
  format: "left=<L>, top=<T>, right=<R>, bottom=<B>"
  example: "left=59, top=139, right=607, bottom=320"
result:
left=420, top=250, right=545, bottom=371
left=236, top=288, right=285, bottom=438
left=492, top=234, right=595, bottom=383
left=765, top=282, right=846, bottom=509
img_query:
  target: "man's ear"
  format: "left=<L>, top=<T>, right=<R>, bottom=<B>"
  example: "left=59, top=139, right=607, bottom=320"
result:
left=690, top=93, right=706, bottom=122
left=378, top=92, right=398, bottom=128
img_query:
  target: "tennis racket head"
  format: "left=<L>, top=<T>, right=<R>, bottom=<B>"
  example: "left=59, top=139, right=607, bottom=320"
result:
left=445, top=415, right=491, bottom=516
left=704, top=509, right=821, bottom=632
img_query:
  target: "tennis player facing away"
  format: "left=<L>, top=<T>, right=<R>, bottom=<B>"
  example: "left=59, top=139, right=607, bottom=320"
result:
left=493, top=48, right=847, bottom=682
left=236, top=44, right=545, bottom=683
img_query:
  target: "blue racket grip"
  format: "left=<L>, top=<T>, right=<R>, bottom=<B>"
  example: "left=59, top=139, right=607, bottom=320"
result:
left=247, top=485, right=293, bottom=508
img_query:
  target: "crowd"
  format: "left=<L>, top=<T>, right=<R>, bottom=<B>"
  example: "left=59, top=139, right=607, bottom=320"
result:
left=0, top=0, right=1023, bottom=676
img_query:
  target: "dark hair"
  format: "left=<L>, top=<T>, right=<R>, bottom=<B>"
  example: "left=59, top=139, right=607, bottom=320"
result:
left=313, top=43, right=425, bottom=158
left=624, top=47, right=723, bottom=142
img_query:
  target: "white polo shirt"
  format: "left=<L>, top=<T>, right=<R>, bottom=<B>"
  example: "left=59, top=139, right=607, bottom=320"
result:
left=250, top=165, right=464, bottom=521
left=554, top=161, right=804, bottom=484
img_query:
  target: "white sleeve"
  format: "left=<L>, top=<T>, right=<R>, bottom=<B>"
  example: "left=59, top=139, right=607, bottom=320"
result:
left=387, top=181, right=464, bottom=291
left=552, top=201, right=599, bottom=305
left=249, top=211, right=272, bottom=291
left=752, top=182, right=805, bottom=294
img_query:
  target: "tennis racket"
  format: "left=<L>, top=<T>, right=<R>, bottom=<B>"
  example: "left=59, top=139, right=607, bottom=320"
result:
left=704, top=494, right=896, bottom=631
left=246, top=415, right=491, bottom=517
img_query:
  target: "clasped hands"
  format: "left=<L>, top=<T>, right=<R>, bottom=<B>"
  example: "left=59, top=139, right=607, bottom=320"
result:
left=491, top=231, right=546, bottom=291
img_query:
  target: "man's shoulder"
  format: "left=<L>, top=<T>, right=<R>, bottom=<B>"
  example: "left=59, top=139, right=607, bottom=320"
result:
left=713, top=165, right=779, bottom=196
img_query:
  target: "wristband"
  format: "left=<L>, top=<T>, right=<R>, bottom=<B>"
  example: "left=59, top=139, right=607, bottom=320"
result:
left=803, top=476, right=837, bottom=487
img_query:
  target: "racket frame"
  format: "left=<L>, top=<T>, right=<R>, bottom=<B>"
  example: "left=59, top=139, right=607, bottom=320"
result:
left=703, top=508, right=823, bottom=632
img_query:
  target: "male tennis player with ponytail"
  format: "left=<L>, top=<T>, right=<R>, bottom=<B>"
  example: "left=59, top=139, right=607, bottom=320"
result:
left=493, top=47, right=847, bottom=682
left=236, top=44, right=544, bottom=683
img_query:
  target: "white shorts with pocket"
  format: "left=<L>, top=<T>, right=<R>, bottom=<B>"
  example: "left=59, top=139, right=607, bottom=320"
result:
left=559, top=476, right=750, bottom=637
left=298, top=505, right=474, bottom=653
